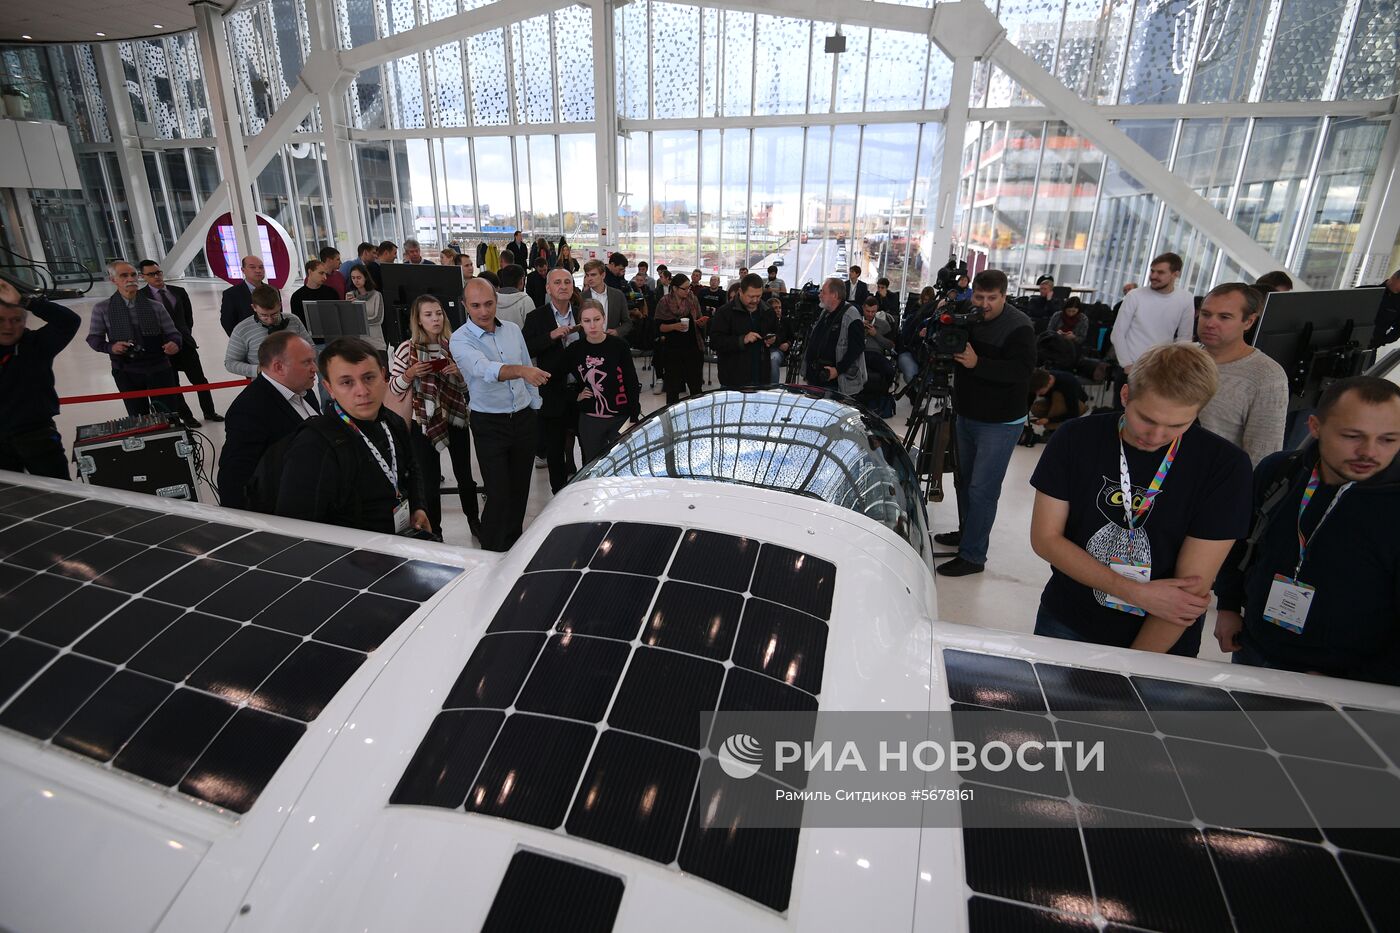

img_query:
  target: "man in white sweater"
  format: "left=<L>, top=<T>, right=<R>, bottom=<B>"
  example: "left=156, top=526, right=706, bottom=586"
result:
left=1110, top=252, right=1196, bottom=371
left=225, top=284, right=310, bottom=378
left=1195, top=282, right=1289, bottom=466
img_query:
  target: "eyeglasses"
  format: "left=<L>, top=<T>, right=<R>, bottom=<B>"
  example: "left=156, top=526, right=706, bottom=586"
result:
left=143, top=269, right=163, bottom=276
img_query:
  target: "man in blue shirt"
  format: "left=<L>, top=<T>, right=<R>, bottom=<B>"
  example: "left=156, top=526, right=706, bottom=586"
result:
left=450, top=277, right=549, bottom=551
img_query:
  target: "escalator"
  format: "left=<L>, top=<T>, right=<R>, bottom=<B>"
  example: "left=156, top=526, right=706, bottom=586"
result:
left=0, top=244, right=95, bottom=301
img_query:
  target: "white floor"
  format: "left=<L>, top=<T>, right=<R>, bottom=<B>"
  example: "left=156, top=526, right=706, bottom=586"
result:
left=43, top=278, right=1229, bottom=664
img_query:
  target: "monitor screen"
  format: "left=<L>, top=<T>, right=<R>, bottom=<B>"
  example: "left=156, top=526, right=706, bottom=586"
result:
left=217, top=224, right=278, bottom=281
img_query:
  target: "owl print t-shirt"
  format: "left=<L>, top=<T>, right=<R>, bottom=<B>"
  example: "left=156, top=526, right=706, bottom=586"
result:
left=1029, top=412, right=1252, bottom=655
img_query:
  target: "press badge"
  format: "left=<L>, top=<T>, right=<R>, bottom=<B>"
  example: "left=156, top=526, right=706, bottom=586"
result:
left=1102, top=560, right=1150, bottom=616
left=393, top=499, right=411, bottom=535
left=1263, top=574, right=1314, bottom=634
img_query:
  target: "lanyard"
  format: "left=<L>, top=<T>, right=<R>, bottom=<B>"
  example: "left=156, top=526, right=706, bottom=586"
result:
left=330, top=401, right=399, bottom=498
left=1294, top=466, right=1352, bottom=577
left=1117, top=417, right=1180, bottom=541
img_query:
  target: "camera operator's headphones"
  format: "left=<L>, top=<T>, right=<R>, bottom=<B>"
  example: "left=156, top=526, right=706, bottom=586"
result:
left=259, top=314, right=290, bottom=333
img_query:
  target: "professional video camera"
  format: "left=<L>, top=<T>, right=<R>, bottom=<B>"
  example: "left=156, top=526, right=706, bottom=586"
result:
left=926, top=304, right=986, bottom=359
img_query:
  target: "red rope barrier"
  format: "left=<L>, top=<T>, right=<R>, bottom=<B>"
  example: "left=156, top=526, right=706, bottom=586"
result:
left=60, top=378, right=251, bottom=406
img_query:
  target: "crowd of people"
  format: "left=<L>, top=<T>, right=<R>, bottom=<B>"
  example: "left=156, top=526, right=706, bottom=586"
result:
left=2, top=234, right=1398, bottom=687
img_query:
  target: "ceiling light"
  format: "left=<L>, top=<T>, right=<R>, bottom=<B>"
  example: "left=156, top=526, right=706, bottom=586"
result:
left=21, top=34, right=32, bottom=39
left=154, top=24, right=163, bottom=29
left=95, top=32, right=106, bottom=37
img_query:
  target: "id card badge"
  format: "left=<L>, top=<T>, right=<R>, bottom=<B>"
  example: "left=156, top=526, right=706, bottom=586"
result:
left=393, top=499, right=411, bottom=535
left=1263, top=574, right=1315, bottom=634
left=1102, top=560, right=1151, bottom=616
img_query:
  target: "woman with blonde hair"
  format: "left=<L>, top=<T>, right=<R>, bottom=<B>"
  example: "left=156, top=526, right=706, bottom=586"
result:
left=555, top=243, right=580, bottom=273
left=389, top=295, right=480, bottom=538
left=346, top=265, right=386, bottom=351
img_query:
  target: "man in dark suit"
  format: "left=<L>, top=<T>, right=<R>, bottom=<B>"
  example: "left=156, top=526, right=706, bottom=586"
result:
left=220, top=254, right=267, bottom=335
left=140, top=260, right=222, bottom=427
left=523, top=270, right=582, bottom=493
left=217, top=330, right=320, bottom=510
left=845, top=265, right=870, bottom=307
left=581, top=259, right=632, bottom=341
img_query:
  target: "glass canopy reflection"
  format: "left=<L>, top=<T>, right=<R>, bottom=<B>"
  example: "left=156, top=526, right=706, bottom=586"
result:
left=578, top=388, right=929, bottom=556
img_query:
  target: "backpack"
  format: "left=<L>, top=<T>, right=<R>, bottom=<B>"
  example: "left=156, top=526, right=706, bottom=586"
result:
left=243, top=417, right=359, bottom=515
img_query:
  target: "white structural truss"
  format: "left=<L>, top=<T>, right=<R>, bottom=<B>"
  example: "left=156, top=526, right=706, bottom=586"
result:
left=158, top=0, right=1399, bottom=287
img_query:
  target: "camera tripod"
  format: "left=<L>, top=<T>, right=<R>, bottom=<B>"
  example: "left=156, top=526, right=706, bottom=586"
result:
left=899, top=363, right=961, bottom=506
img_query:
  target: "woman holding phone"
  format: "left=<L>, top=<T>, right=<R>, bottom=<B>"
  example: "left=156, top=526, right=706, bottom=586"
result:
left=389, top=295, right=481, bottom=539
left=567, top=300, right=640, bottom=462
left=346, top=265, right=387, bottom=351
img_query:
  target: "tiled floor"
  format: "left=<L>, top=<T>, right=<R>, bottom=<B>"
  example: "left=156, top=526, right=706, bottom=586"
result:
left=44, top=279, right=1230, bottom=663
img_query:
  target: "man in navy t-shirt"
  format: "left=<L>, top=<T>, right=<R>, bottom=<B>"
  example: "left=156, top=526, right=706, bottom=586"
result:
left=1029, top=342, right=1252, bottom=656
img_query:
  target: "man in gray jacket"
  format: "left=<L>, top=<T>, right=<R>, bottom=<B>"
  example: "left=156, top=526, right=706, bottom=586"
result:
left=582, top=259, right=632, bottom=340
left=225, top=285, right=310, bottom=379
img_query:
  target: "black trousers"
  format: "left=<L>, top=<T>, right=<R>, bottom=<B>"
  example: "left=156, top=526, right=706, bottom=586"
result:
left=538, top=410, right=578, bottom=493
left=409, top=420, right=480, bottom=535
left=577, top=413, right=628, bottom=464
left=112, top=365, right=178, bottom=417
left=0, top=422, right=70, bottom=479
left=169, top=347, right=218, bottom=419
left=663, top=340, right=703, bottom=405
left=471, top=408, right=537, bottom=552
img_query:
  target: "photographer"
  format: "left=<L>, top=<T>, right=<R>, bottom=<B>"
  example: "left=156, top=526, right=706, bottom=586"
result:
left=803, top=278, right=866, bottom=396
left=897, top=286, right=942, bottom=386
left=936, top=269, right=1036, bottom=577
left=0, top=279, right=80, bottom=478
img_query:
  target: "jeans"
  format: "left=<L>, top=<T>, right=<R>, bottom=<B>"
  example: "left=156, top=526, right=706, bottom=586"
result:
left=953, top=416, right=1023, bottom=565
left=897, top=351, right=920, bottom=384
left=770, top=349, right=785, bottom=384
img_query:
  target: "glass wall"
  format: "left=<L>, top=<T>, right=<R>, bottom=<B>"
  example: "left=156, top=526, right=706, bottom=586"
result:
left=1, top=0, right=1396, bottom=296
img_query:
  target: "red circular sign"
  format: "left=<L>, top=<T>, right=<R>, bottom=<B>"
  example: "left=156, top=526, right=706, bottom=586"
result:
left=204, top=212, right=294, bottom=289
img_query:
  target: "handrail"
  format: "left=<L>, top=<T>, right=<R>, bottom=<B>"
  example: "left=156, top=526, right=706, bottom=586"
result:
left=0, top=244, right=95, bottom=297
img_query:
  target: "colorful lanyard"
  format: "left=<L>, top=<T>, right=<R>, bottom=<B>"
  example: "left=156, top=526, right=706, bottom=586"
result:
left=329, top=401, right=399, bottom=498
left=1117, top=417, right=1180, bottom=541
left=1294, top=466, right=1352, bottom=577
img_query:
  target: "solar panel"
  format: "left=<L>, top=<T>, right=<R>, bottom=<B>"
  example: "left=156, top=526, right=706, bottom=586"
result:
left=944, top=647, right=1400, bottom=932
left=481, top=850, right=624, bottom=933
left=0, top=489, right=461, bottom=814
left=392, top=521, right=834, bottom=912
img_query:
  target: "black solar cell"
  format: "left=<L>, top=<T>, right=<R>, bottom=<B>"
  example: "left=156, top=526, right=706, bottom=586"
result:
left=487, top=571, right=581, bottom=634
left=92, top=546, right=193, bottom=593
left=669, top=528, right=759, bottom=592
left=113, top=688, right=238, bottom=788
left=255, top=580, right=359, bottom=636
left=391, top=709, right=505, bottom=809
left=186, top=625, right=301, bottom=704
left=607, top=647, right=724, bottom=748
left=524, top=521, right=610, bottom=572
left=481, top=850, right=624, bottom=933
left=179, top=707, right=305, bottom=812
left=0, top=654, right=114, bottom=740
left=731, top=598, right=828, bottom=695
left=53, top=670, right=172, bottom=762
left=313, top=592, right=419, bottom=651
left=514, top=634, right=630, bottom=722
left=72, top=598, right=183, bottom=663
left=566, top=730, right=700, bottom=863
left=557, top=572, right=657, bottom=641
left=749, top=543, right=835, bottom=619
left=641, top=581, right=743, bottom=660
left=197, top=568, right=300, bottom=621
left=589, top=522, right=681, bottom=576
left=313, top=549, right=405, bottom=589
left=20, top=584, right=128, bottom=647
left=467, top=714, right=597, bottom=829
left=252, top=642, right=367, bottom=722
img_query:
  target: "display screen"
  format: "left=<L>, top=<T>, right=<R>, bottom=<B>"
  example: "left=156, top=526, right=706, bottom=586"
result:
left=217, top=225, right=278, bottom=281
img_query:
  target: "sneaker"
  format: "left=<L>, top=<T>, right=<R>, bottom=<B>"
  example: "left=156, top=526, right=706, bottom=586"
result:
left=935, top=556, right=984, bottom=577
left=204, top=413, right=225, bottom=423
left=933, top=531, right=962, bottom=547
left=534, top=456, right=547, bottom=469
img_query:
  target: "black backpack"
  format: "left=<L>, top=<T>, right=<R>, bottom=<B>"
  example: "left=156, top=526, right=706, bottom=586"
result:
left=243, top=416, right=359, bottom=515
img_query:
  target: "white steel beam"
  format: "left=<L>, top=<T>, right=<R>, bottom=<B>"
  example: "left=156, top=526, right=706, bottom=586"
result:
left=592, top=0, right=619, bottom=251
left=1343, top=111, right=1400, bottom=286
left=343, top=0, right=573, bottom=73
left=193, top=0, right=260, bottom=263
left=161, top=84, right=317, bottom=276
left=94, top=43, right=165, bottom=263
left=929, top=55, right=974, bottom=273
left=973, top=3, right=1301, bottom=285
left=304, top=0, right=363, bottom=249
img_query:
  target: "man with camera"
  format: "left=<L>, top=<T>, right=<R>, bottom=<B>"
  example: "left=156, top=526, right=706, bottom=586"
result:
left=709, top=273, right=769, bottom=388
left=86, top=261, right=183, bottom=417
left=935, top=269, right=1036, bottom=577
left=803, top=277, right=866, bottom=397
